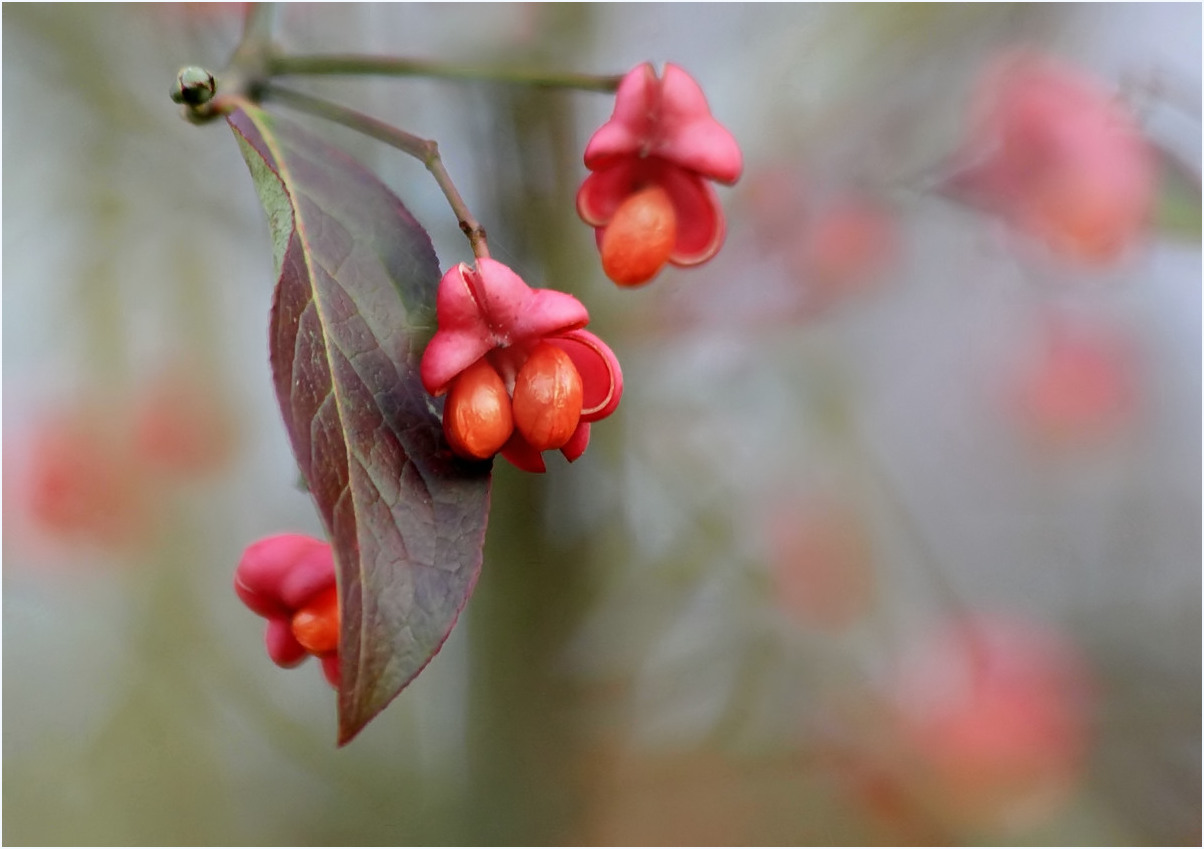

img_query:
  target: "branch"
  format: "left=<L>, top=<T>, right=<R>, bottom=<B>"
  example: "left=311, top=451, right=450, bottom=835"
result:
left=268, top=53, right=623, bottom=93
left=263, top=83, right=490, bottom=259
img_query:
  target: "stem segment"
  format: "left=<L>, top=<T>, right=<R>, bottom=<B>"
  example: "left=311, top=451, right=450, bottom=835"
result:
left=264, top=83, right=490, bottom=259
left=268, top=53, right=623, bottom=93
left=240, top=2, right=278, bottom=48
left=190, top=4, right=622, bottom=258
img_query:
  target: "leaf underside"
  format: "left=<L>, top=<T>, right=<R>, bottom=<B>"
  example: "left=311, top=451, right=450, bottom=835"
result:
left=229, top=105, right=491, bottom=745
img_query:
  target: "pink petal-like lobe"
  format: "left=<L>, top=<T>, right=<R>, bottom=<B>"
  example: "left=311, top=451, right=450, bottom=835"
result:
left=584, top=63, right=659, bottom=171
left=500, top=430, right=548, bottom=474
left=577, top=159, right=644, bottom=227
left=659, top=167, right=726, bottom=266
left=583, top=64, right=742, bottom=185
left=265, top=618, right=309, bottom=668
left=654, top=64, right=743, bottom=184
left=559, top=421, right=592, bottom=463
left=548, top=329, right=623, bottom=421
left=235, top=534, right=335, bottom=617
left=578, top=160, right=725, bottom=267
left=421, top=259, right=590, bottom=396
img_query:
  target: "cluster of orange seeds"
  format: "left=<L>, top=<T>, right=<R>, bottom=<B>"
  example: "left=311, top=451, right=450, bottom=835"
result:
left=443, top=343, right=584, bottom=461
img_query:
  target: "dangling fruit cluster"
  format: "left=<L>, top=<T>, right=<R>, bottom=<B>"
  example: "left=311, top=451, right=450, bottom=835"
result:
left=234, top=533, right=341, bottom=687
left=443, top=342, right=585, bottom=461
left=577, top=63, right=743, bottom=287
left=421, top=259, right=623, bottom=473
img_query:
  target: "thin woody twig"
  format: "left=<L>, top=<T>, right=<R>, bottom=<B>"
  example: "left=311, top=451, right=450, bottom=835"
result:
left=263, top=83, right=491, bottom=259
left=268, top=53, right=624, bottom=93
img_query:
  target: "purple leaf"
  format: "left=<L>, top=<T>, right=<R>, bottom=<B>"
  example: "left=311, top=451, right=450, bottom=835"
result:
left=228, top=105, right=491, bottom=745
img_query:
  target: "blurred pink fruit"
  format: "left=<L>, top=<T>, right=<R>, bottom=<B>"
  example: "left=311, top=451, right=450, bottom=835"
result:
left=890, top=614, right=1093, bottom=830
left=21, top=409, right=153, bottom=552
left=790, top=196, right=899, bottom=307
left=742, top=166, right=809, bottom=250
left=767, top=499, right=874, bottom=631
left=951, top=50, right=1154, bottom=264
left=1011, top=316, right=1140, bottom=449
left=133, top=367, right=238, bottom=478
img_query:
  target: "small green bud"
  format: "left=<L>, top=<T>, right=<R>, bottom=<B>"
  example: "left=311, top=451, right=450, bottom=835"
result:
left=171, top=66, right=216, bottom=106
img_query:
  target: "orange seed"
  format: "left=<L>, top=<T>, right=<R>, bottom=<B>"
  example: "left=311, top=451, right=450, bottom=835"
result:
left=291, top=585, right=340, bottom=655
left=512, top=343, right=584, bottom=451
left=443, top=358, right=515, bottom=460
left=600, top=185, right=678, bottom=287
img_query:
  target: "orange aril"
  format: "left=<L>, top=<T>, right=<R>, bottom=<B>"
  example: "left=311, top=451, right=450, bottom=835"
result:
left=600, top=185, right=677, bottom=287
left=443, top=358, right=514, bottom=460
left=291, top=585, right=340, bottom=655
left=512, top=343, right=584, bottom=451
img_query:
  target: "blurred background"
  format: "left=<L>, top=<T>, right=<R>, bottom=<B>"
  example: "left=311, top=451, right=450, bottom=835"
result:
left=4, top=3, right=1200, bottom=845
